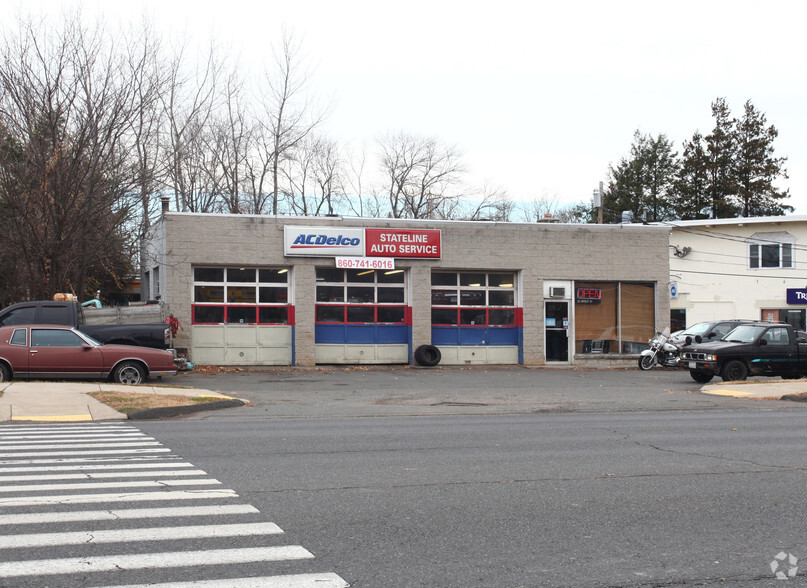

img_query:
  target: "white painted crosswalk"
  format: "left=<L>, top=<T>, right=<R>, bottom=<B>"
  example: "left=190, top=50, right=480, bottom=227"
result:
left=0, top=422, right=349, bottom=587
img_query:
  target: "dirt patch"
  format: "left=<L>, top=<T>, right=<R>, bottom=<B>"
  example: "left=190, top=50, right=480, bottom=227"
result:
left=89, top=391, right=226, bottom=414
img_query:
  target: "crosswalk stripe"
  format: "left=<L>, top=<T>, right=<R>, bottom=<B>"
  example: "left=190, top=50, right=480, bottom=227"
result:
left=111, top=572, right=350, bottom=588
left=0, top=441, right=162, bottom=450
left=0, top=489, right=239, bottom=507
left=0, top=455, right=183, bottom=465
left=0, top=425, right=349, bottom=587
left=0, top=522, right=285, bottom=549
left=0, top=478, right=221, bottom=493
left=0, top=546, right=314, bottom=578
left=0, top=433, right=148, bottom=442
left=0, top=469, right=208, bottom=482
left=0, top=461, right=194, bottom=473
left=0, top=425, right=135, bottom=434
left=0, top=448, right=172, bottom=457
left=0, top=504, right=260, bottom=526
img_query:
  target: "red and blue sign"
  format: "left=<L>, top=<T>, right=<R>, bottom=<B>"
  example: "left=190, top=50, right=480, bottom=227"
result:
left=284, top=226, right=441, bottom=259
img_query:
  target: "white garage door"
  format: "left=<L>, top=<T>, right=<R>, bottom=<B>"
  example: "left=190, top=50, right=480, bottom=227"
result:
left=191, top=325, right=292, bottom=365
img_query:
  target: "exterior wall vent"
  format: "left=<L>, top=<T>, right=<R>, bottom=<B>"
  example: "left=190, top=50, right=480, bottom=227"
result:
left=549, top=287, right=566, bottom=298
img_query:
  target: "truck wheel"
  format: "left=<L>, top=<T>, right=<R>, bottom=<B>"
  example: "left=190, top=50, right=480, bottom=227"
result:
left=113, top=361, right=146, bottom=385
left=0, top=362, right=10, bottom=383
left=721, top=360, right=748, bottom=382
left=638, top=355, right=655, bottom=370
left=690, top=371, right=714, bottom=383
left=414, top=345, right=441, bottom=367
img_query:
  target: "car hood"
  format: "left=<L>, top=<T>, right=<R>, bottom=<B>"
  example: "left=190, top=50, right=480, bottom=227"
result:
left=683, top=340, right=748, bottom=354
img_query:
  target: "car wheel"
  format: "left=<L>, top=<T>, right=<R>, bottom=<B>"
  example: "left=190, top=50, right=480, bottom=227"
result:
left=0, top=362, right=10, bottom=383
left=721, top=360, right=748, bottom=382
left=112, top=361, right=146, bottom=385
left=690, top=371, right=714, bottom=383
left=414, top=344, right=441, bottom=367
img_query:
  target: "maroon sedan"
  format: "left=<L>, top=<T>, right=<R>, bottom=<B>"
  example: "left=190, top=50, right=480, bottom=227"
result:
left=0, top=325, right=177, bottom=384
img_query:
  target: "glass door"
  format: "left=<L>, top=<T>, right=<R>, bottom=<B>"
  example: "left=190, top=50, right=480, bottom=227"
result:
left=545, top=301, right=569, bottom=362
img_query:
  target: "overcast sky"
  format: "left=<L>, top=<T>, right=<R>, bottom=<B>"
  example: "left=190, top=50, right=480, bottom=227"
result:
left=5, top=0, right=807, bottom=214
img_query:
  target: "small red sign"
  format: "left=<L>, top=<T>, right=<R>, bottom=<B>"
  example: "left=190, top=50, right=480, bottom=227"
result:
left=365, top=229, right=441, bottom=258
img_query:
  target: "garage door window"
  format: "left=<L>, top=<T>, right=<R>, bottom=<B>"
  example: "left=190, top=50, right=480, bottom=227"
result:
left=431, top=272, right=516, bottom=326
left=192, top=267, right=291, bottom=324
left=315, top=268, right=406, bottom=324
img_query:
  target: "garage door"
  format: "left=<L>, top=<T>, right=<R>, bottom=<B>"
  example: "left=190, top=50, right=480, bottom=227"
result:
left=192, top=325, right=293, bottom=366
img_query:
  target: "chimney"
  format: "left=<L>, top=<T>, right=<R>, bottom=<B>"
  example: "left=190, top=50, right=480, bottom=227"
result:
left=160, top=196, right=170, bottom=215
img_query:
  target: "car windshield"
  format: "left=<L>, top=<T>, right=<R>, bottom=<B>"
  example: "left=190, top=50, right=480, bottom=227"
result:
left=680, top=322, right=714, bottom=336
left=723, top=325, right=767, bottom=343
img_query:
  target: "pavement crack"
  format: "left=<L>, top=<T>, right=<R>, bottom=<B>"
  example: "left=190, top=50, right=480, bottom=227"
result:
left=617, top=430, right=805, bottom=472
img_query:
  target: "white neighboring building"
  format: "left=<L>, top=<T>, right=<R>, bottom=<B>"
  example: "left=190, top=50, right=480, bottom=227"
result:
left=667, top=215, right=807, bottom=330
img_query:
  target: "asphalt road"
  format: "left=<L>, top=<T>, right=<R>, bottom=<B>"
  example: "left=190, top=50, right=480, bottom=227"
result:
left=125, top=368, right=807, bottom=586
left=171, top=366, right=796, bottom=419
left=140, top=409, right=807, bottom=587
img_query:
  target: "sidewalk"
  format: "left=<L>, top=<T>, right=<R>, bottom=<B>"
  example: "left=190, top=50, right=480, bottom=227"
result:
left=0, top=382, right=238, bottom=422
left=701, top=379, right=807, bottom=400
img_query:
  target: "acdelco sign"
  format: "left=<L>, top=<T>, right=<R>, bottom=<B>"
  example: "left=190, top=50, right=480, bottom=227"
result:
left=284, top=227, right=364, bottom=257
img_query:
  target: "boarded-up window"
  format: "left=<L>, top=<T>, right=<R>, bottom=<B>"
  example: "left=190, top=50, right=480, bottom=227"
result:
left=574, top=282, right=655, bottom=354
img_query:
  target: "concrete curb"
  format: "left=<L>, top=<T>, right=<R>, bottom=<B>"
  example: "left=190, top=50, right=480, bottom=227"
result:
left=127, top=398, right=246, bottom=420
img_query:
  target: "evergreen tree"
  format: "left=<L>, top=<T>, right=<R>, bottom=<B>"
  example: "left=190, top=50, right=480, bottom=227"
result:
left=674, top=131, right=712, bottom=219
left=603, top=130, right=678, bottom=222
left=734, top=100, right=792, bottom=216
left=704, top=97, right=740, bottom=218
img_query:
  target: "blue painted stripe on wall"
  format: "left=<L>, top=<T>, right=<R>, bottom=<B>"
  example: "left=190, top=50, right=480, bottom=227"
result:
left=431, top=326, right=520, bottom=346
left=316, top=324, right=410, bottom=345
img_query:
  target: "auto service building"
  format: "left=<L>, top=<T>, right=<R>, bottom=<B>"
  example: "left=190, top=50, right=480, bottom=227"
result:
left=142, top=212, right=670, bottom=367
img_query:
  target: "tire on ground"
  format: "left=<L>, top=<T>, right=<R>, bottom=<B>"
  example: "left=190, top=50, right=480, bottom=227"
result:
left=414, top=344, right=441, bottom=367
left=690, top=370, right=714, bottom=383
left=0, top=362, right=10, bottom=383
left=721, top=359, right=748, bottom=382
left=112, top=360, right=146, bottom=385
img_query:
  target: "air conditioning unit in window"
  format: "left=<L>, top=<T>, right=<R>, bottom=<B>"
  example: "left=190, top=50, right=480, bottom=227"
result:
left=549, top=287, right=566, bottom=298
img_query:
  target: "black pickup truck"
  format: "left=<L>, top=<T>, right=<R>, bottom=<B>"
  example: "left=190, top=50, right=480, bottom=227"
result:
left=0, top=301, right=171, bottom=349
left=680, top=322, right=807, bottom=383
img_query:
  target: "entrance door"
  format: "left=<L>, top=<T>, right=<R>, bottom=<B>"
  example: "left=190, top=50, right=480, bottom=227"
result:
left=545, top=301, right=569, bottom=362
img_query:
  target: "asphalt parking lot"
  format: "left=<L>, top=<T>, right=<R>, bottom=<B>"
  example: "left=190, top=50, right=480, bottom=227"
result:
left=169, top=365, right=803, bottom=419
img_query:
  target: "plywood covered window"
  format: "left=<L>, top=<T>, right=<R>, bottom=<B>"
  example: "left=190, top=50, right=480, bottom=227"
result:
left=575, top=282, right=655, bottom=354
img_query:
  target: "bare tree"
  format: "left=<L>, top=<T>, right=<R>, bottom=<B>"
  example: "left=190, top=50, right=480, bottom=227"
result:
left=242, top=123, right=274, bottom=214
left=377, top=132, right=465, bottom=218
left=522, top=195, right=590, bottom=223
left=257, top=30, right=325, bottom=215
left=206, top=68, right=254, bottom=213
left=310, top=136, right=344, bottom=216
left=124, top=18, right=168, bottom=235
left=343, top=142, right=373, bottom=217
left=437, top=184, right=512, bottom=221
left=280, top=136, right=315, bottom=216
left=0, top=12, right=144, bottom=301
left=161, top=36, right=222, bottom=212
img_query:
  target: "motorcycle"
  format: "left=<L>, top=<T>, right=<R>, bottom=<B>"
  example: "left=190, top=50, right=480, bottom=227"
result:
left=638, top=327, right=681, bottom=370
